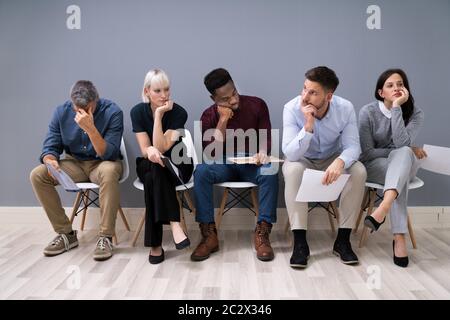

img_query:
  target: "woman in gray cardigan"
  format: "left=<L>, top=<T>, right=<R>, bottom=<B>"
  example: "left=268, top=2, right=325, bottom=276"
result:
left=359, top=69, right=427, bottom=267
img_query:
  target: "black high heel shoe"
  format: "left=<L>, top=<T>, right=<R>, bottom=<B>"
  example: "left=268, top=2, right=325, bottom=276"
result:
left=393, top=240, right=409, bottom=268
left=174, top=237, right=190, bottom=250
left=364, top=216, right=386, bottom=233
left=149, top=248, right=165, bottom=264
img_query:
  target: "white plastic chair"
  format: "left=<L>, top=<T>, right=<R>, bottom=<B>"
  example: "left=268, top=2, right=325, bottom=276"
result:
left=354, top=176, right=424, bottom=248
left=69, top=138, right=131, bottom=244
left=284, top=200, right=341, bottom=240
left=214, top=181, right=259, bottom=229
left=131, top=129, right=198, bottom=247
left=421, top=144, right=450, bottom=175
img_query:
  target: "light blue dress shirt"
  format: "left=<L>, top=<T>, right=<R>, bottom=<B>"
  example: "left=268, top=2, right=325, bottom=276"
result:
left=282, top=95, right=361, bottom=169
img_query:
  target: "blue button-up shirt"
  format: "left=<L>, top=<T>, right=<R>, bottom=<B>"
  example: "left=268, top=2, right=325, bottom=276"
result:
left=282, top=95, right=361, bottom=169
left=40, top=98, right=124, bottom=163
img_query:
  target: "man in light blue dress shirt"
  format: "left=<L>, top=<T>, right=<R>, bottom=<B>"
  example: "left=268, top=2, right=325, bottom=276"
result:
left=282, top=66, right=367, bottom=268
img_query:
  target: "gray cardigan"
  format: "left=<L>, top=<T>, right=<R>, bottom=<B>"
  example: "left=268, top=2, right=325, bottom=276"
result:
left=358, top=101, right=424, bottom=163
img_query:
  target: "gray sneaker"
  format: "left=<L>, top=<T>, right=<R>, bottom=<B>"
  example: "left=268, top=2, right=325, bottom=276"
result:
left=43, top=231, right=79, bottom=257
left=93, top=236, right=113, bottom=261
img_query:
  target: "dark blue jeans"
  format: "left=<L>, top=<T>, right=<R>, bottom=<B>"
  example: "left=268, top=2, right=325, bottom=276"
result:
left=194, top=163, right=279, bottom=224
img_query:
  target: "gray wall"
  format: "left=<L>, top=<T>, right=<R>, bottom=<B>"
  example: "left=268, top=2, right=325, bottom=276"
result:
left=1, top=0, right=449, bottom=207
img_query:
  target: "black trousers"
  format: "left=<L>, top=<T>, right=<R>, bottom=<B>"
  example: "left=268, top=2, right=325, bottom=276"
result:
left=136, top=157, right=193, bottom=247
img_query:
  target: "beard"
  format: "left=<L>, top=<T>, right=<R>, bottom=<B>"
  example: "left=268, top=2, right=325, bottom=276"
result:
left=302, top=98, right=326, bottom=111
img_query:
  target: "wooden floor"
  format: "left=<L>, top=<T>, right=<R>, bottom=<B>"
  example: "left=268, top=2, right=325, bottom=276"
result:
left=1, top=221, right=450, bottom=300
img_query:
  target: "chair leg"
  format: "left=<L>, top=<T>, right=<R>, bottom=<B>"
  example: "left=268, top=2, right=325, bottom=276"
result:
left=359, top=189, right=376, bottom=248
left=284, top=219, right=290, bottom=234
left=117, top=206, right=130, bottom=231
left=354, top=189, right=369, bottom=233
left=250, top=188, right=259, bottom=221
left=184, top=191, right=196, bottom=217
left=132, top=211, right=145, bottom=247
left=329, top=200, right=340, bottom=226
left=326, top=203, right=336, bottom=234
left=180, top=212, right=188, bottom=236
left=285, top=219, right=293, bottom=248
left=329, top=202, right=346, bottom=244
left=215, top=188, right=229, bottom=229
left=80, top=190, right=89, bottom=231
left=407, top=214, right=417, bottom=249
left=176, top=192, right=188, bottom=236
left=112, top=234, right=118, bottom=245
left=70, top=191, right=83, bottom=223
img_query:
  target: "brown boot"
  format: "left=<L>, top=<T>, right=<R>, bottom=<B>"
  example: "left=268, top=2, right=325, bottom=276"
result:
left=254, top=221, right=274, bottom=261
left=190, top=223, right=219, bottom=261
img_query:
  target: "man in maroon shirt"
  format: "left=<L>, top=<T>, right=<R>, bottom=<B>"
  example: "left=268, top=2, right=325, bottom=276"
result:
left=191, top=68, right=279, bottom=262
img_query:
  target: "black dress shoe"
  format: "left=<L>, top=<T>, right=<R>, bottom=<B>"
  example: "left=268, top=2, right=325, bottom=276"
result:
left=290, top=243, right=310, bottom=268
left=333, top=240, right=359, bottom=265
left=393, top=240, right=409, bottom=268
left=174, top=237, right=191, bottom=250
left=364, top=215, right=386, bottom=233
left=149, top=249, right=165, bottom=264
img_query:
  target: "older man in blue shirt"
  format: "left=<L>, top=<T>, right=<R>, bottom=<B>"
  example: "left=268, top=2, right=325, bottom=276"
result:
left=30, top=80, right=124, bottom=261
left=282, top=67, right=367, bottom=268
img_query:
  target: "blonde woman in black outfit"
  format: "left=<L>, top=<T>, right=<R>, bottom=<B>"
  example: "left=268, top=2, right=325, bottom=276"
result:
left=130, top=69, right=193, bottom=264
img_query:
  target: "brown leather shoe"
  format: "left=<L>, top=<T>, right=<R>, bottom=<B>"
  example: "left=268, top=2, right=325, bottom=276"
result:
left=254, top=221, right=274, bottom=261
left=190, top=223, right=219, bottom=261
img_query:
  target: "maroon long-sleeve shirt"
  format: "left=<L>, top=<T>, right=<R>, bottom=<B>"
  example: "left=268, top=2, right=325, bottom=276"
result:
left=200, top=95, right=272, bottom=156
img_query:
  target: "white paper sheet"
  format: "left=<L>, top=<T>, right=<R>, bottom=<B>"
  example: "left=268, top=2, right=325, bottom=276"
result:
left=421, top=144, right=450, bottom=175
left=46, top=163, right=80, bottom=192
left=161, top=155, right=184, bottom=184
left=295, top=169, right=350, bottom=202
left=227, top=156, right=284, bottom=164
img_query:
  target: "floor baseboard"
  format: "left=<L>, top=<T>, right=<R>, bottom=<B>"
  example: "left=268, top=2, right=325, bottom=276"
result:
left=1, top=206, right=449, bottom=231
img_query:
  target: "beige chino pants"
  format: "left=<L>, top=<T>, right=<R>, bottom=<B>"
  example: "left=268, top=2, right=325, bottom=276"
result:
left=282, top=156, right=367, bottom=230
left=30, top=157, right=122, bottom=237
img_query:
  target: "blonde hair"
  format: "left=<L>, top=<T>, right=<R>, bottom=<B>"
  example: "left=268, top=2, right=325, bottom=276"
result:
left=141, top=69, right=170, bottom=103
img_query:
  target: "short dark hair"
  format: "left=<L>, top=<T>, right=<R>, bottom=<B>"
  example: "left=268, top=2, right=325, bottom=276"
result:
left=204, top=68, right=233, bottom=95
left=70, top=80, right=99, bottom=108
left=305, top=66, right=339, bottom=92
left=375, top=68, right=415, bottom=125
